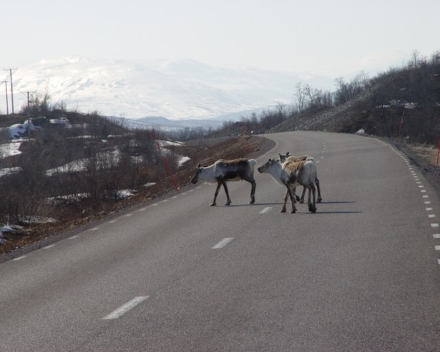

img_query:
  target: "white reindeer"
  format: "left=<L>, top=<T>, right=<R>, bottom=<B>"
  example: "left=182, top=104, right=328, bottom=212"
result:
left=258, top=158, right=317, bottom=213
left=191, top=158, right=257, bottom=206
left=278, top=152, right=322, bottom=203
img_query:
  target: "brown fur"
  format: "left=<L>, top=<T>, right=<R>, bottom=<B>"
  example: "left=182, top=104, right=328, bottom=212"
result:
left=220, top=158, right=249, bottom=166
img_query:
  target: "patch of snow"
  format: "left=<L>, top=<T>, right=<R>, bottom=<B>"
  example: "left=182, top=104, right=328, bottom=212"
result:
left=0, top=141, right=22, bottom=158
left=8, top=120, right=41, bottom=139
left=0, top=167, right=22, bottom=177
left=178, top=156, right=190, bottom=167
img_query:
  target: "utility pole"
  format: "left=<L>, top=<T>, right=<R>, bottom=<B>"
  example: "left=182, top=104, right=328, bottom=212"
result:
left=4, top=68, right=16, bottom=114
left=1, top=80, right=8, bottom=115
left=25, top=91, right=36, bottom=140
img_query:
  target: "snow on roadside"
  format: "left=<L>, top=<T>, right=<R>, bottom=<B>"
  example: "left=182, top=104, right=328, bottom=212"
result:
left=0, top=141, right=22, bottom=158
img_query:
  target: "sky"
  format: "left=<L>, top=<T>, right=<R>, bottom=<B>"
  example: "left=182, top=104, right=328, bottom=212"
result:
left=1, top=0, right=439, bottom=77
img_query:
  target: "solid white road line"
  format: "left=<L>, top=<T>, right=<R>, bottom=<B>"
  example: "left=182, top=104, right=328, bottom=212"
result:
left=260, top=207, right=272, bottom=214
left=102, top=296, right=149, bottom=320
left=212, top=238, right=234, bottom=249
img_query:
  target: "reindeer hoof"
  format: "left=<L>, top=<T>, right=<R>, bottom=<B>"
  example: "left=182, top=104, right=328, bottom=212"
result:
left=281, top=209, right=286, bottom=213
left=225, top=201, right=231, bottom=206
left=295, top=195, right=301, bottom=202
left=210, top=203, right=216, bottom=206
left=291, top=209, right=296, bottom=213
left=317, top=198, right=322, bottom=203
left=249, top=199, right=255, bottom=204
left=309, top=204, right=317, bottom=212
left=299, top=199, right=304, bottom=204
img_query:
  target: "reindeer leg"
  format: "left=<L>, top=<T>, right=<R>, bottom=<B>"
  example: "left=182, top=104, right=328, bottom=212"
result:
left=282, top=189, right=289, bottom=213
left=288, top=186, right=297, bottom=213
left=300, top=187, right=306, bottom=203
left=221, top=179, right=232, bottom=206
left=241, top=175, right=256, bottom=205
left=316, top=176, right=322, bottom=203
left=211, top=181, right=222, bottom=206
left=249, top=179, right=256, bottom=204
left=308, top=184, right=317, bottom=213
left=294, top=186, right=301, bottom=202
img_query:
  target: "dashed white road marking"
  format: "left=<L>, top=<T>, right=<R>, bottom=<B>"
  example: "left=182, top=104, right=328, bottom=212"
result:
left=138, top=208, right=147, bottom=212
left=124, top=213, right=133, bottom=217
left=426, top=208, right=433, bottom=211
left=108, top=220, right=117, bottom=224
left=172, top=196, right=178, bottom=199
left=13, top=256, right=26, bottom=261
left=89, top=227, right=99, bottom=232
left=431, top=223, right=439, bottom=228
left=435, top=245, right=440, bottom=251
left=429, top=214, right=436, bottom=218
left=212, top=237, right=234, bottom=249
left=68, top=235, right=79, bottom=240
left=433, top=234, right=440, bottom=239
left=102, top=296, right=149, bottom=320
left=260, top=207, right=272, bottom=214
left=43, top=245, right=55, bottom=250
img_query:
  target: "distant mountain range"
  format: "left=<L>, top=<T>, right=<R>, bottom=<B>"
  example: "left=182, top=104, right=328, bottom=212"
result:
left=7, top=56, right=336, bottom=123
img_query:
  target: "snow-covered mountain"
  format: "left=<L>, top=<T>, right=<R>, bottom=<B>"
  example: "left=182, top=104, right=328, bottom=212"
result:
left=7, top=56, right=335, bottom=120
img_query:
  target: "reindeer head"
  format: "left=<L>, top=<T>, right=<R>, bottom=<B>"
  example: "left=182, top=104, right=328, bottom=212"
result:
left=190, top=164, right=202, bottom=184
left=257, top=159, right=279, bottom=173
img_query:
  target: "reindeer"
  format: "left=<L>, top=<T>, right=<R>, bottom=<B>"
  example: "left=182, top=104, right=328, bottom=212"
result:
left=258, top=158, right=317, bottom=213
left=278, top=152, right=322, bottom=203
left=191, top=158, right=257, bottom=206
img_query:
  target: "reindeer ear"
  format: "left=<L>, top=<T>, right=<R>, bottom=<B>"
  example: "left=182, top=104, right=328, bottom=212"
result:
left=197, top=164, right=201, bottom=168
left=286, top=152, right=290, bottom=156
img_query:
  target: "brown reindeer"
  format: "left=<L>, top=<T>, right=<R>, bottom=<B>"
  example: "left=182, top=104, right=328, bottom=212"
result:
left=258, top=158, right=317, bottom=213
left=278, top=152, right=322, bottom=203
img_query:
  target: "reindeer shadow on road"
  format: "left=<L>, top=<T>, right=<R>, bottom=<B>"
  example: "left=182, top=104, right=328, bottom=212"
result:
left=224, top=201, right=361, bottom=214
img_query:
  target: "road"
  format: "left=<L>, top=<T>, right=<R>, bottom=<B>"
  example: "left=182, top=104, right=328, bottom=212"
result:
left=1, top=131, right=440, bottom=351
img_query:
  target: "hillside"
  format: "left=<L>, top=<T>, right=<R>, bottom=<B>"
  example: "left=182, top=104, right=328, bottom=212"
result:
left=272, top=53, right=440, bottom=144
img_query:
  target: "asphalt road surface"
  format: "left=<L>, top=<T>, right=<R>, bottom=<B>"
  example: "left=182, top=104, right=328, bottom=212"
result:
left=1, top=131, right=440, bottom=352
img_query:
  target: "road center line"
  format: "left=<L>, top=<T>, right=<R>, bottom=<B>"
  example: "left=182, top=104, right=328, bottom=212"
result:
left=260, top=207, right=272, bottom=214
left=13, top=255, right=26, bottom=261
left=102, top=296, right=149, bottom=320
left=212, top=237, right=234, bottom=249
